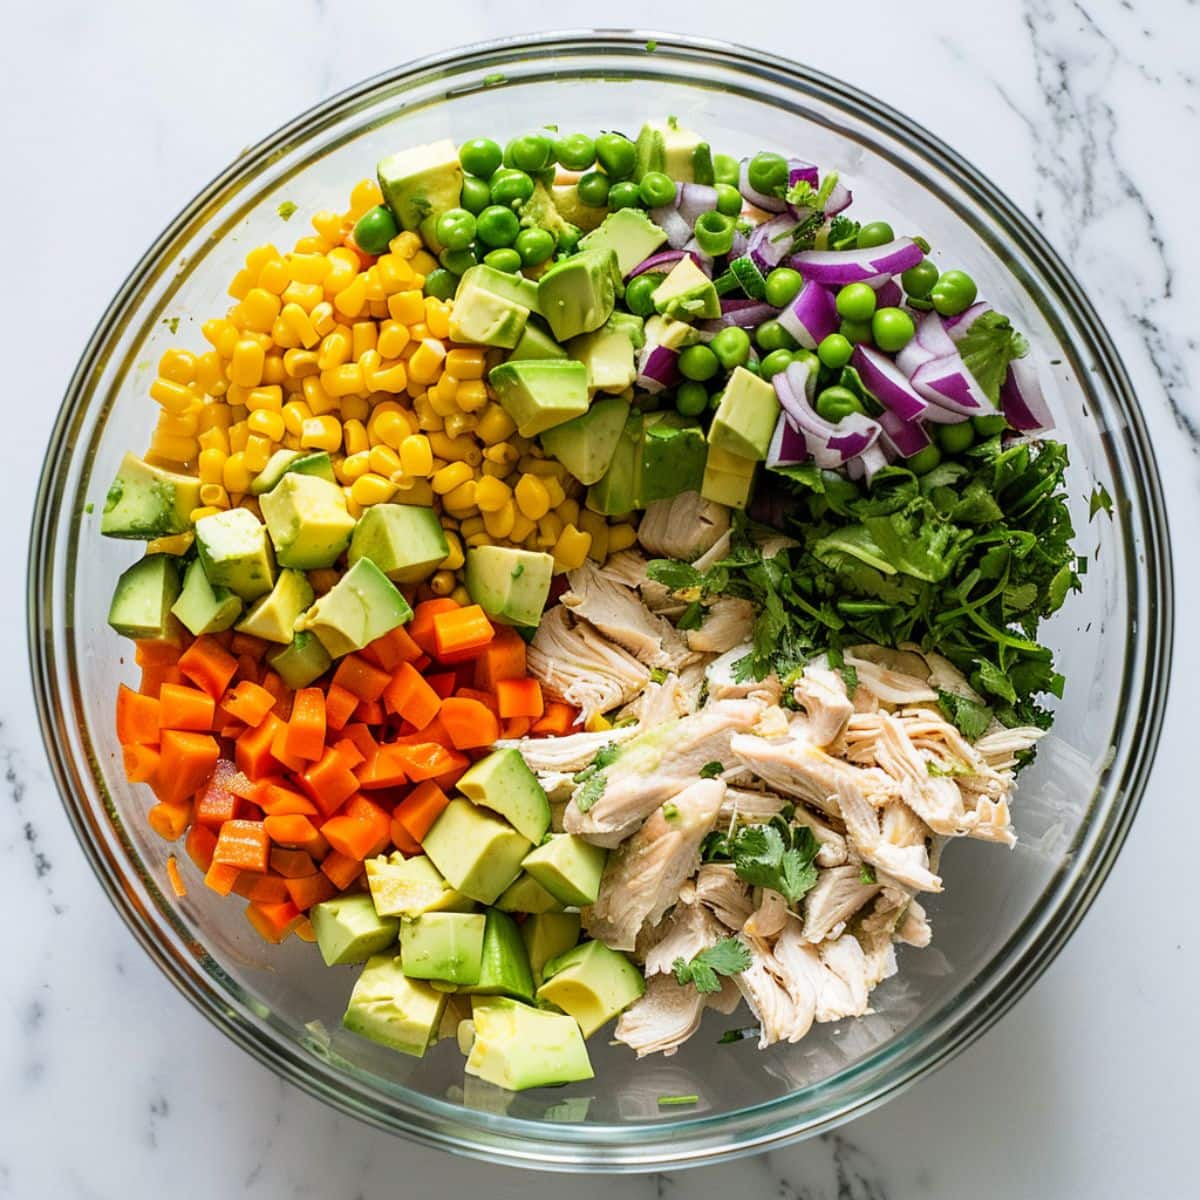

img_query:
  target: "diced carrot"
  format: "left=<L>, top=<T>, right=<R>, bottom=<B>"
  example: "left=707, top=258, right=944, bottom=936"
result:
left=382, top=661, right=442, bottom=729
left=194, top=759, right=245, bottom=828
left=166, top=855, right=187, bottom=898
left=321, top=795, right=391, bottom=859
left=204, top=861, right=240, bottom=896
left=235, top=712, right=285, bottom=779
left=139, top=663, right=182, bottom=696
left=391, top=714, right=452, bottom=749
left=439, top=697, right=500, bottom=750
left=284, top=687, right=327, bottom=762
left=158, top=683, right=216, bottom=732
left=362, top=625, right=422, bottom=672
left=269, top=847, right=316, bottom=878
left=233, top=871, right=292, bottom=903
left=256, top=781, right=319, bottom=817
left=245, top=899, right=302, bottom=943
left=473, top=626, right=526, bottom=690
left=299, top=747, right=360, bottom=816
left=147, top=800, right=191, bottom=842
left=269, top=720, right=306, bottom=773
left=356, top=745, right=410, bottom=790
left=178, top=635, right=239, bottom=699
left=185, top=823, right=218, bottom=872
left=319, top=850, right=364, bottom=891
left=122, top=743, right=160, bottom=785
left=220, top=680, right=276, bottom=727
left=393, top=780, right=450, bottom=843
left=324, top=682, right=358, bottom=731
left=425, top=671, right=457, bottom=699
left=501, top=716, right=533, bottom=740
left=432, top=604, right=494, bottom=661
left=408, top=598, right=460, bottom=657
left=532, top=701, right=576, bottom=736
left=135, top=640, right=182, bottom=668
left=261, top=670, right=293, bottom=720
left=353, top=697, right=384, bottom=725
left=294, top=916, right=317, bottom=942
left=156, top=730, right=220, bottom=805
left=285, top=871, right=338, bottom=911
left=263, top=814, right=326, bottom=856
left=212, top=819, right=270, bottom=873
left=389, top=815, right=422, bottom=855
left=496, top=677, right=544, bottom=720
left=217, top=716, right=247, bottom=741
left=390, top=741, right=469, bottom=783
left=230, top=632, right=269, bottom=660
left=332, top=654, right=392, bottom=702
left=454, top=686, right=499, bottom=714
left=116, top=684, right=161, bottom=745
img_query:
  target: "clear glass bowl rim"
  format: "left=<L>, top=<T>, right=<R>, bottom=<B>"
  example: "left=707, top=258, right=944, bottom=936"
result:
left=27, top=30, right=1174, bottom=1172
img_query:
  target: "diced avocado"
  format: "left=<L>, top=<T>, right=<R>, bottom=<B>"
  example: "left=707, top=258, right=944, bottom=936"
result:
left=702, top=442, right=758, bottom=510
left=584, top=411, right=642, bottom=516
left=496, top=873, right=565, bottom=915
left=194, top=508, right=276, bottom=601
left=567, top=324, right=638, bottom=394
left=464, top=545, right=554, bottom=628
left=579, top=207, right=669, bottom=276
left=536, top=247, right=622, bottom=342
left=342, top=954, right=445, bottom=1058
left=466, top=997, right=593, bottom=1091
left=521, top=834, right=607, bottom=908
left=347, top=503, right=448, bottom=584
left=297, top=558, right=413, bottom=658
left=457, top=263, right=541, bottom=313
left=399, top=912, right=487, bottom=985
left=641, top=413, right=707, bottom=504
left=235, top=568, right=313, bottom=644
left=651, top=257, right=720, bottom=321
left=457, top=748, right=550, bottom=843
left=549, top=183, right=608, bottom=234
left=250, top=449, right=302, bottom=496
left=644, top=313, right=704, bottom=349
left=377, top=138, right=463, bottom=251
left=462, top=909, right=535, bottom=1001
left=606, top=310, right=646, bottom=349
left=100, top=452, right=202, bottom=540
left=447, top=274, right=530, bottom=349
left=366, top=853, right=474, bottom=918
left=259, top=473, right=355, bottom=570
left=522, top=912, right=582, bottom=986
left=537, top=939, right=646, bottom=1037
left=422, top=798, right=532, bottom=905
left=487, top=359, right=589, bottom=437
left=709, top=366, right=782, bottom=461
left=310, top=894, right=399, bottom=966
left=634, top=120, right=714, bottom=184
left=540, top=395, right=631, bottom=486
left=266, top=629, right=333, bottom=688
left=108, top=554, right=182, bottom=640
left=171, top=557, right=242, bottom=635
left=516, top=181, right=575, bottom=243
left=508, top=321, right=568, bottom=363
left=287, top=451, right=337, bottom=485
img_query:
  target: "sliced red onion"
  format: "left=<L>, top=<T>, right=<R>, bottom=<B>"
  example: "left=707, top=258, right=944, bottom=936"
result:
left=775, top=361, right=881, bottom=468
left=748, top=214, right=798, bottom=275
left=739, top=158, right=787, bottom=213
left=681, top=237, right=714, bottom=273
left=851, top=344, right=929, bottom=422
left=914, top=310, right=958, bottom=358
left=896, top=338, right=937, bottom=377
left=625, top=249, right=705, bottom=281
left=789, top=237, right=925, bottom=286
left=1000, top=357, right=1053, bottom=432
left=767, top=415, right=808, bottom=467
left=651, top=206, right=693, bottom=250
left=636, top=344, right=679, bottom=394
left=698, top=299, right=779, bottom=331
left=678, top=183, right=719, bottom=226
left=823, top=180, right=853, bottom=215
left=729, top=229, right=749, bottom=259
left=945, top=301, right=993, bottom=341
left=872, top=278, right=904, bottom=309
left=877, top=409, right=932, bottom=457
left=788, top=161, right=820, bottom=190
left=911, top=353, right=994, bottom=415
left=776, top=357, right=818, bottom=426
left=777, top=279, right=838, bottom=349
left=857, top=443, right=890, bottom=485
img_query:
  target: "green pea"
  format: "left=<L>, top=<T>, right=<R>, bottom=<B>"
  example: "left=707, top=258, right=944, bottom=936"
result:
left=759, top=348, right=794, bottom=379
left=489, top=169, right=535, bottom=206
left=710, top=325, right=752, bottom=369
left=935, top=421, right=976, bottom=454
left=459, top=138, right=503, bottom=179
left=715, top=183, right=743, bottom=217
left=755, top=319, right=798, bottom=353
left=439, top=246, right=478, bottom=275
left=423, top=267, right=458, bottom=301
left=972, top=413, right=1009, bottom=436
left=556, top=223, right=582, bottom=254
left=514, top=226, right=555, bottom=267
left=675, top=381, right=709, bottom=416
left=901, top=258, right=939, bottom=299
left=483, top=247, right=522, bottom=273
left=608, top=181, right=642, bottom=210
left=815, top=386, right=864, bottom=422
left=709, top=387, right=727, bottom=408
left=694, top=211, right=735, bottom=256
left=792, top=348, right=821, bottom=375
left=907, top=443, right=943, bottom=475
left=747, top=151, right=788, bottom=197
left=836, top=282, right=877, bottom=322
left=624, top=273, right=663, bottom=317
left=764, top=267, right=803, bottom=309
left=434, top=207, right=477, bottom=252
left=577, top=171, right=610, bottom=208
left=931, top=269, right=978, bottom=316
left=678, top=344, right=720, bottom=382
left=871, top=306, right=915, bottom=352
left=595, top=132, right=637, bottom=179
left=351, top=205, right=399, bottom=255
left=507, top=134, right=554, bottom=174
left=856, top=221, right=895, bottom=248
left=639, top=171, right=676, bottom=208
left=554, top=133, right=595, bottom=171
left=475, top=204, right=520, bottom=248
left=460, top=175, right=491, bottom=215
left=713, top=153, right=741, bottom=186
left=839, top=319, right=874, bottom=345
left=817, top=332, right=854, bottom=369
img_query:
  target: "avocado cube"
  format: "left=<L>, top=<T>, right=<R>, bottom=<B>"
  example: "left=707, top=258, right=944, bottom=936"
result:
left=235, top=568, right=314, bottom=644
left=464, top=546, right=554, bottom=628
left=507, top=321, right=567, bottom=363
left=548, top=183, right=608, bottom=234
left=540, top=395, right=632, bottom=486
left=521, top=834, right=608, bottom=908
left=249, top=449, right=303, bottom=496
left=266, top=629, right=333, bottom=689
left=399, top=912, right=486, bottom=985
left=702, top=444, right=758, bottom=509
left=584, top=412, right=642, bottom=516
left=457, top=263, right=541, bottom=313
left=342, top=954, right=445, bottom=1058
left=709, top=366, right=782, bottom=461
left=537, top=939, right=646, bottom=1037
left=634, top=120, right=714, bottom=184
left=457, top=748, right=550, bottom=843
left=496, top=873, right=565, bottom=915
left=366, top=853, right=474, bottom=919
left=100, top=452, right=202, bottom=540
left=259, top=473, right=355, bottom=570
left=311, top=894, right=399, bottom=966
left=466, top=996, right=593, bottom=1091
left=522, top=912, right=582, bottom=986
left=298, top=558, right=413, bottom=659
left=640, top=414, right=707, bottom=504
left=348, top=503, right=448, bottom=584
left=651, top=256, right=720, bottom=321
left=536, top=247, right=622, bottom=342
left=287, top=451, right=337, bottom=484
left=171, top=557, right=243, bottom=636
left=194, top=508, right=276, bottom=601
left=579, top=208, right=669, bottom=277
left=644, top=314, right=704, bottom=350
left=447, top=274, right=530, bottom=349
left=488, top=359, right=589, bottom=437
left=567, top=325, right=638, bottom=394
left=377, top=138, right=463, bottom=251
left=422, top=798, right=532, bottom=905
left=108, top=553, right=182, bottom=640
left=462, top=909, right=535, bottom=1002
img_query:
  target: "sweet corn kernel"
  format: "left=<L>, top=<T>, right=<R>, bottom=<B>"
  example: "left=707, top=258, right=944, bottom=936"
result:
left=198, top=448, right=226, bottom=484
left=444, top=348, right=485, bottom=380
left=230, top=339, right=265, bottom=388
left=482, top=441, right=519, bottom=467
left=244, top=245, right=279, bottom=272
left=427, top=380, right=458, bottom=417
left=158, top=349, right=197, bottom=384
left=376, top=320, right=411, bottom=360
left=473, top=475, right=511, bottom=513
left=430, top=432, right=481, bottom=466
left=369, top=405, right=412, bottom=448
left=454, top=379, right=489, bottom=412
left=227, top=422, right=249, bottom=453
left=257, top=258, right=290, bottom=295
left=348, top=321, right=377, bottom=360
left=515, top=474, right=551, bottom=521
left=282, top=400, right=313, bottom=436
left=244, top=386, right=282, bottom=413
left=338, top=451, right=372, bottom=483
left=556, top=498, right=581, bottom=528
left=343, top=418, right=369, bottom=456
left=475, top=405, right=517, bottom=445
left=285, top=252, right=330, bottom=284
left=149, top=432, right=197, bottom=463
left=199, top=428, right=230, bottom=456
left=143, top=531, right=196, bottom=558
left=368, top=445, right=402, bottom=476
left=301, top=374, right=337, bottom=416
left=376, top=254, right=415, bottom=293
left=407, top=338, right=446, bottom=384
left=312, top=209, right=344, bottom=240
left=149, top=377, right=195, bottom=413
left=279, top=303, right=319, bottom=349
left=300, top=415, right=342, bottom=452
left=239, top=287, right=282, bottom=334
left=349, top=178, right=383, bottom=218
left=282, top=280, right=325, bottom=312
left=440, top=531, right=465, bottom=572
left=536, top=512, right=563, bottom=547
left=247, top=408, right=285, bottom=442
left=350, top=473, right=398, bottom=506
left=553, top=524, right=592, bottom=571
left=431, top=461, right=474, bottom=495
left=341, top=395, right=369, bottom=423
left=411, top=249, right=438, bottom=275
left=282, top=348, right=320, bottom=378
left=243, top=435, right=272, bottom=473
left=389, top=231, right=422, bottom=258
left=443, top=412, right=478, bottom=440
left=201, top=317, right=235, bottom=349
left=195, top=351, right=226, bottom=395
left=407, top=322, right=430, bottom=342
left=483, top=502, right=516, bottom=540
left=520, top=457, right=568, bottom=481
left=198, top=484, right=230, bottom=509
left=310, top=302, right=336, bottom=337
left=227, top=267, right=255, bottom=300
left=398, top=433, right=433, bottom=476
left=387, top=291, right=425, bottom=324
left=449, top=585, right=472, bottom=607
left=429, top=570, right=456, bottom=597
left=333, top=273, right=368, bottom=319
left=442, top=480, right=478, bottom=512
left=321, top=364, right=365, bottom=397
left=584, top=711, right=613, bottom=734
left=189, top=506, right=223, bottom=523
left=608, top=523, right=638, bottom=553
left=370, top=361, right=408, bottom=393
left=317, top=327, right=351, bottom=371
left=543, top=476, right=567, bottom=509
left=424, top=297, right=451, bottom=339
left=509, top=512, right=536, bottom=543
left=222, top=452, right=253, bottom=493
left=157, top=409, right=201, bottom=438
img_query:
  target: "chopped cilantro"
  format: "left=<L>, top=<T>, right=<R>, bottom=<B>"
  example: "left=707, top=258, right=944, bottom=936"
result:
left=936, top=689, right=993, bottom=741
left=957, top=311, right=1029, bottom=404
left=1088, top=483, right=1113, bottom=519
left=703, top=816, right=820, bottom=904
left=645, top=39, right=658, bottom=52
left=658, top=1094, right=698, bottom=1106
left=672, top=937, right=752, bottom=994
left=858, top=863, right=877, bottom=885
left=482, top=72, right=506, bottom=86
left=649, top=667, right=668, bottom=685
left=162, top=316, right=180, bottom=334
left=276, top=200, right=297, bottom=221
left=827, top=215, right=861, bottom=250
left=83, top=502, right=94, bottom=514
left=511, top=563, right=525, bottom=580
left=699, top=761, right=725, bottom=779
left=718, top=1026, right=758, bottom=1044
left=662, top=802, right=679, bottom=821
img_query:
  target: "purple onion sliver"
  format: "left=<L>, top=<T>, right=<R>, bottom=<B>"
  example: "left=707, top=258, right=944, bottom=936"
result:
left=777, top=280, right=838, bottom=350
left=944, top=301, right=992, bottom=342
left=766, top=415, right=809, bottom=467
left=877, top=409, right=931, bottom=458
left=787, top=161, right=820, bottom=189
left=652, top=206, right=693, bottom=250
left=872, top=278, right=904, bottom=309
left=911, top=353, right=993, bottom=414
left=896, top=339, right=936, bottom=377
left=858, top=443, right=889, bottom=485
left=914, top=310, right=958, bottom=358
left=636, top=344, right=680, bottom=394
left=789, top=237, right=924, bottom=285
left=1000, top=357, right=1053, bottom=431
left=625, top=249, right=703, bottom=281
left=678, top=183, right=719, bottom=225
left=823, top=180, right=853, bottom=215
left=850, top=344, right=928, bottom=423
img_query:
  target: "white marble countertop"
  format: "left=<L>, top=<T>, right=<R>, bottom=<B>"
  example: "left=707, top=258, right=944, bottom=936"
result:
left=3, top=1, right=1197, bottom=1196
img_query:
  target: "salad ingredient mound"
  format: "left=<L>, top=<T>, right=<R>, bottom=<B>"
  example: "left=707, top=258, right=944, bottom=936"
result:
left=102, top=119, right=1078, bottom=1094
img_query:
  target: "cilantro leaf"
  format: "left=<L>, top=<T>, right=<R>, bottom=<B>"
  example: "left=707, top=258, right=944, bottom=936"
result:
left=706, top=817, right=821, bottom=905
left=672, top=937, right=752, bottom=994
left=699, top=761, right=725, bottom=779
left=936, top=689, right=993, bottom=741
left=957, top=311, right=1029, bottom=404
left=1088, top=483, right=1113, bottom=519
left=859, top=863, right=877, bottom=885
left=646, top=559, right=704, bottom=592
left=826, top=215, right=861, bottom=250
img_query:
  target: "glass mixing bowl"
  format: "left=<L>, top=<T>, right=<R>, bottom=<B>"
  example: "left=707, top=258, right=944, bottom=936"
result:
left=28, top=32, right=1172, bottom=1171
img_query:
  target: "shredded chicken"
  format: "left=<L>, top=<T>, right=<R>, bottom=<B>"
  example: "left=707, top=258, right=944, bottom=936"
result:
left=692, top=862, right=755, bottom=931
left=800, top=864, right=881, bottom=943
left=636, top=490, right=730, bottom=561
left=791, top=668, right=854, bottom=747
left=685, top=597, right=756, bottom=654
left=614, top=974, right=706, bottom=1058
left=642, top=900, right=726, bottom=977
